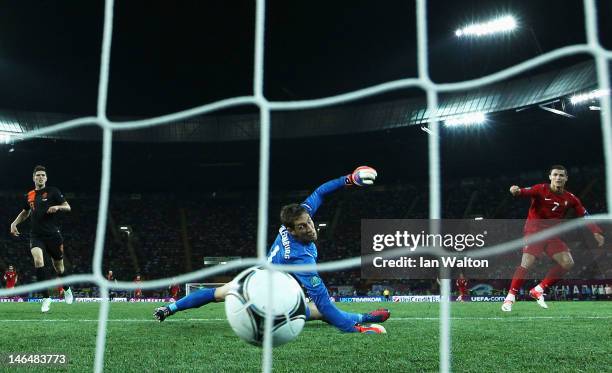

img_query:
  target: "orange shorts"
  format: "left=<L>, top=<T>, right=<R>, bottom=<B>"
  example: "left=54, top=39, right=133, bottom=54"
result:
left=523, top=238, right=569, bottom=258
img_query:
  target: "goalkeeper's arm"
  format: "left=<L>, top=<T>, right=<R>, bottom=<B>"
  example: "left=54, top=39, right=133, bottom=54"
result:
left=302, top=166, right=377, bottom=216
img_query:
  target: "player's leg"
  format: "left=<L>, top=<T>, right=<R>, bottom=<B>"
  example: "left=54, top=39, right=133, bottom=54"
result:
left=544, top=249, right=574, bottom=289
left=48, top=238, right=73, bottom=305
left=305, top=302, right=389, bottom=324
left=529, top=243, right=573, bottom=309
left=502, top=251, right=537, bottom=311
left=306, top=302, right=322, bottom=320
left=51, top=258, right=73, bottom=304
left=30, top=245, right=52, bottom=312
left=154, top=282, right=232, bottom=322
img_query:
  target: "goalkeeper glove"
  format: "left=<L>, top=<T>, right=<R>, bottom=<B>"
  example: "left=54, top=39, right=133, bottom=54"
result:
left=346, top=166, right=378, bottom=186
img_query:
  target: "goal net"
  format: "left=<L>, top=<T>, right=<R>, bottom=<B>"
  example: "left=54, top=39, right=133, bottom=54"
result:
left=0, top=1, right=609, bottom=373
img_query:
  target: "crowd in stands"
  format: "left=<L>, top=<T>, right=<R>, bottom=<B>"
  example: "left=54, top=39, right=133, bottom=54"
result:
left=0, top=165, right=609, bottom=298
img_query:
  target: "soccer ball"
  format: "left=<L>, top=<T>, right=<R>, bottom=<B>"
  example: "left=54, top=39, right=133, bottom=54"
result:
left=225, top=267, right=307, bottom=347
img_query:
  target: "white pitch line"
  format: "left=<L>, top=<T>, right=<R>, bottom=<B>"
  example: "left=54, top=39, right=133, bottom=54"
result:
left=0, top=316, right=610, bottom=323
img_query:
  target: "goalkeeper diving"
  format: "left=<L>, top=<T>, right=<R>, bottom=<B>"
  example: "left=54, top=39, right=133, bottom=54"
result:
left=154, top=166, right=390, bottom=334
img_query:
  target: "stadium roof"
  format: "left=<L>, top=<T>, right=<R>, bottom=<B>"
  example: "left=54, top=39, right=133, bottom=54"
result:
left=0, top=1, right=609, bottom=142
left=0, top=60, right=599, bottom=142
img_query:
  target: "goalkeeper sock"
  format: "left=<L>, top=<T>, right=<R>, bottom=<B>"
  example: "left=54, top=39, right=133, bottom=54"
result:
left=315, top=309, right=363, bottom=324
left=35, top=267, right=51, bottom=298
left=338, top=310, right=363, bottom=324
left=169, top=288, right=216, bottom=313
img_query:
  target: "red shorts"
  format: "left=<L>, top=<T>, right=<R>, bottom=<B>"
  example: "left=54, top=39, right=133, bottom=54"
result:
left=523, top=238, right=569, bottom=258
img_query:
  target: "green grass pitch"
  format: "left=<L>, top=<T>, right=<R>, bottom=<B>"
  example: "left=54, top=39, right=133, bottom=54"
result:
left=0, top=301, right=610, bottom=372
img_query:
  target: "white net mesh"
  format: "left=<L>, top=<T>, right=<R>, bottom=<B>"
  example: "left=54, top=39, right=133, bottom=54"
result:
left=0, top=0, right=610, bottom=372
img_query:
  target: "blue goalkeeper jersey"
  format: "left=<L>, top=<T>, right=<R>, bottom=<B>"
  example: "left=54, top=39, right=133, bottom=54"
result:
left=268, top=176, right=357, bottom=332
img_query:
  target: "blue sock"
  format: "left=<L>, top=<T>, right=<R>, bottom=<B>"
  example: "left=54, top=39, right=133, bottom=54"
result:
left=168, top=288, right=216, bottom=313
left=305, top=307, right=362, bottom=323
left=337, top=309, right=363, bottom=324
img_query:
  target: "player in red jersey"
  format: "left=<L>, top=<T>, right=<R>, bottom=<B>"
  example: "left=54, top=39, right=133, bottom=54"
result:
left=502, top=165, right=604, bottom=311
left=169, top=281, right=180, bottom=300
left=456, top=273, right=468, bottom=302
left=107, top=270, right=117, bottom=300
left=3, top=265, right=18, bottom=289
left=134, top=275, right=142, bottom=298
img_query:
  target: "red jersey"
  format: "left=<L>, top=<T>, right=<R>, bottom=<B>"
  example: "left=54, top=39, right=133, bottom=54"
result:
left=456, top=279, right=468, bottom=289
left=134, top=278, right=142, bottom=297
left=3, top=271, right=17, bottom=288
left=519, top=183, right=601, bottom=235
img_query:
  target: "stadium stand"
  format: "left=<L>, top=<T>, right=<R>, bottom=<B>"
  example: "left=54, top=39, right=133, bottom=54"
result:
left=1, top=165, right=607, bottom=298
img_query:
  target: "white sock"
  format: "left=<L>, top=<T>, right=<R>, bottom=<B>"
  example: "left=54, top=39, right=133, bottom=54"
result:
left=534, top=285, right=544, bottom=293
left=505, top=293, right=515, bottom=302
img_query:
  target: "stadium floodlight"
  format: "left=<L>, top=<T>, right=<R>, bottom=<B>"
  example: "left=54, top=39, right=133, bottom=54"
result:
left=0, top=121, right=23, bottom=134
left=570, top=89, right=609, bottom=105
left=318, top=223, right=327, bottom=227
left=589, top=106, right=601, bottom=111
left=0, top=132, right=11, bottom=144
left=455, top=15, right=517, bottom=37
left=474, top=217, right=484, bottom=220
left=444, top=112, right=486, bottom=127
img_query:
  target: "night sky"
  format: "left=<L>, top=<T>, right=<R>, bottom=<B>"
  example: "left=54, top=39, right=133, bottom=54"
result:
left=0, top=1, right=610, bottom=191
left=0, top=1, right=609, bottom=116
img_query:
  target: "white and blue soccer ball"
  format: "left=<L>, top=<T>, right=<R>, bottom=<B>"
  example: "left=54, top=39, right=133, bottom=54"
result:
left=225, top=267, right=307, bottom=347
